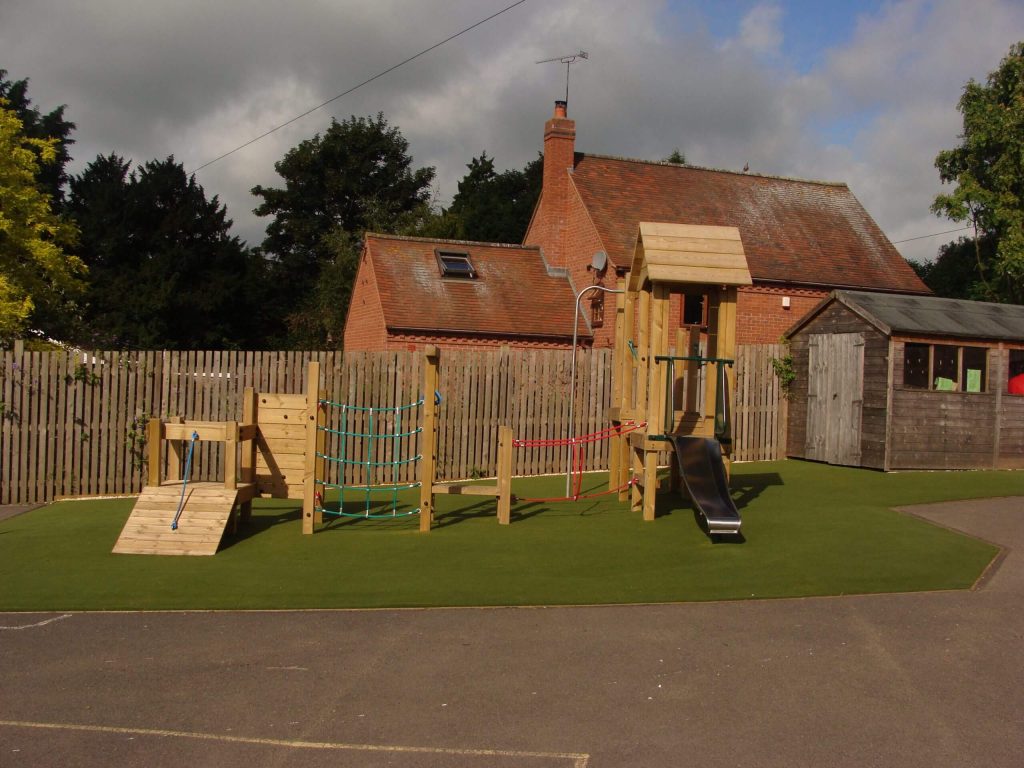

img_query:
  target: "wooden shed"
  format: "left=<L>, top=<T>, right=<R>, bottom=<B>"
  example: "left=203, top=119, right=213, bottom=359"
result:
left=784, top=290, right=1024, bottom=470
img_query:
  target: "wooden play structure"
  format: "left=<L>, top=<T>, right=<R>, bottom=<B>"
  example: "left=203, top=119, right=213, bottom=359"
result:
left=114, top=363, right=324, bottom=555
left=307, top=346, right=512, bottom=533
left=607, top=223, right=752, bottom=535
left=115, top=231, right=751, bottom=554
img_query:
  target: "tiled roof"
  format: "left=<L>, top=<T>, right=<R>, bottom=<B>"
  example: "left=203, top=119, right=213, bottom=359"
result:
left=365, top=233, right=585, bottom=339
left=570, top=154, right=930, bottom=294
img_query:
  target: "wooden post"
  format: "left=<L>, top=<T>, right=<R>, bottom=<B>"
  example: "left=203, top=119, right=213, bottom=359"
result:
left=637, top=286, right=651, bottom=421
left=631, top=441, right=643, bottom=513
left=315, top=383, right=326, bottom=525
left=643, top=447, right=658, bottom=522
left=647, top=283, right=670, bottom=435
left=718, top=287, right=738, bottom=467
left=496, top=425, right=513, bottom=524
left=993, top=343, right=1004, bottom=469
left=883, top=338, right=895, bottom=472
left=241, top=388, right=257, bottom=484
left=224, top=420, right=238, bottom=491
left=240, top=387, right=257, bottom=524
left=419, top=345, right=440, bottom=532
left=301, top=360, right=321, bottom=535
left=166, top=415, right=183, bottom=482
left=146, top=417, right=163, bottom=487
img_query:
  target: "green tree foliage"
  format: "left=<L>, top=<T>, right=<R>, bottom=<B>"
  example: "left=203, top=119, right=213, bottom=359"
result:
left=0, top=102, right=84, bottom=345
left=908, top=236, right=997, bottom=300
left=0, top=70, right=76, bottom=205
left=447, top=152, right=542, bottom=243
left=664, top=148, right=686, bottom=164
left=68, top=154, right=266, bottom=348
left=252, top=113, right=435, bottom=347
left=932, top=42, right=1024, bottom=304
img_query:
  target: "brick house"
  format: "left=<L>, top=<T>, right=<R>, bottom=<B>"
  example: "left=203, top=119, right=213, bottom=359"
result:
left=524, top=101, right=930, bottom=347
left=344, top=101, right=929, bottom=351
left=343, top=233, right=584, bottom=351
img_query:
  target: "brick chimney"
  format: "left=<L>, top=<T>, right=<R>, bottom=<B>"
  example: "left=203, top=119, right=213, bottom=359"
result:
left=537, top=100, right=576, bottom=271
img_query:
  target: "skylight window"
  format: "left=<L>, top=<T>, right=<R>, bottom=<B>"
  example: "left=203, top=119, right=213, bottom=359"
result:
left=435, top=249, right=476, bottom=279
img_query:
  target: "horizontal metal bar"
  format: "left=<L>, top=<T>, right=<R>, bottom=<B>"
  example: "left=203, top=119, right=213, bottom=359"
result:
left=653, top=355, right=734, bottom=365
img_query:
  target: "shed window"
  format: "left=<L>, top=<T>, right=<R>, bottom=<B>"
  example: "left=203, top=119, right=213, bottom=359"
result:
left=933, top=345, right=958, bottom=389
left=435, top=250, right=476, bottom=279
left=902, top=343, right=988, bottom=392
left=903, top=343, right=930, bottom=389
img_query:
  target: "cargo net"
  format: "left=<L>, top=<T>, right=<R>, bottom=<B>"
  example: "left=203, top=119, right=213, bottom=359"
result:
left=314, top=397, right=423, bottom=519
left=511, top=420, right=646, bottom=502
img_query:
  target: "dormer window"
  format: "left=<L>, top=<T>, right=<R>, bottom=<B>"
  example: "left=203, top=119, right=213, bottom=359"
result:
left=435, top=249, right=476, bottom=279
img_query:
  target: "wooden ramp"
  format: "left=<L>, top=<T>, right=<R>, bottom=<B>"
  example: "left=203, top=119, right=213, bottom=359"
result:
left=113, top=482, right=249, bottom=556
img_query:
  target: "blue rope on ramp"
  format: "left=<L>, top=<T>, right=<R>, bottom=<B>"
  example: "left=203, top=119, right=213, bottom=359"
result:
left=171, top=431, right=200, bottom=531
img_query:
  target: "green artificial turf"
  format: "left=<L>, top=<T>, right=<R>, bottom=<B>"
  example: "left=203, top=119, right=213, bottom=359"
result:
left=0, top=461, right=1016, bottom=611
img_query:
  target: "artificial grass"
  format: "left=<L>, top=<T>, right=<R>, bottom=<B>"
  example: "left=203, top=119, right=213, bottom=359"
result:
left=0, top=460, right=1016, bottom=611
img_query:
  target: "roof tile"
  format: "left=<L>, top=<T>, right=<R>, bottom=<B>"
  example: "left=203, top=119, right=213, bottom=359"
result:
left=571, top=155, right=929, bottom=294
left=365, top=234, right=584, bottom=339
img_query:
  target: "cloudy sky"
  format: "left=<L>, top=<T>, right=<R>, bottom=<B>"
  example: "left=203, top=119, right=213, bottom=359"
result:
left=3, top=0, right=1022, bottom=263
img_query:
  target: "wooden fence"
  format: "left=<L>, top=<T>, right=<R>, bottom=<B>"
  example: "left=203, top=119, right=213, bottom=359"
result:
left=0, top=344, right=787, bottom=505
left=732, top=343, right=788, bottom=462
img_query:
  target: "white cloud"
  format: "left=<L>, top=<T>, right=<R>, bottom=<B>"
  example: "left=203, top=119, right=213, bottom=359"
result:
left=721, top=3, right=785, bottom=57
left=2, top=0, right=1021, bottom=265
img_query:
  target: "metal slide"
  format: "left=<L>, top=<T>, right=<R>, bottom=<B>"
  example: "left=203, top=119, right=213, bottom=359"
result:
left=669, top=435, right=742, bottom=537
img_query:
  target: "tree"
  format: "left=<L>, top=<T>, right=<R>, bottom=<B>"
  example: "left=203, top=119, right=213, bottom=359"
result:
left=664, top=148, right=686, bottom=165
left=932, top=42, right=1024, bottom=304
left=0, top=102, right=84, bottom=345
left=68, top=155, right=266, bottom=348
left=446, top=152, right=542, bottom=244
left=0, top=70, right=76, bottom=205
left=908, top=236, right=996, bottom=300
left=252, top=113, right=435, bottom=346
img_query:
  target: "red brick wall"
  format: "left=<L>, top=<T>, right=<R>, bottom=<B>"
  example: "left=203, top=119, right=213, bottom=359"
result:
left=562, top=181, right=618, bottom=348
left=384, top=332, right=577, bottom=352
left=736, top=284, right=828, bottom=344
left=343, top=249, right=388, bottom=351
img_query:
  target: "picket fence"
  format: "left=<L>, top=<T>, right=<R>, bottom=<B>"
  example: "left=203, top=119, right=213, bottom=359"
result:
left=0, top=344, right=786, bottom=505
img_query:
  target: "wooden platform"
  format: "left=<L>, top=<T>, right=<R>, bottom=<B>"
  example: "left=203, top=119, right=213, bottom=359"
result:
left=112, top=481, right=254, bottom=556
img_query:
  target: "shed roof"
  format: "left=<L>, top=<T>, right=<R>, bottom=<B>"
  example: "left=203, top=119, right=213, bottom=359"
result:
left=787, top=290, right=1024, bottom=342
left=570, top=154, right=929, bottom=294
left=363, top=233, right=584, bottom=340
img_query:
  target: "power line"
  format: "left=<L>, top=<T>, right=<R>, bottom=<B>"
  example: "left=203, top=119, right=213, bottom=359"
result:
left=189, top=0, right=528, bottom=174
left=891, top=225, right=971, bottom=244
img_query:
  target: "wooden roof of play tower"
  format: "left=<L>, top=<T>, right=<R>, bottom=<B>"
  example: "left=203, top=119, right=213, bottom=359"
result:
left=627, top=222, right=753, bottom=290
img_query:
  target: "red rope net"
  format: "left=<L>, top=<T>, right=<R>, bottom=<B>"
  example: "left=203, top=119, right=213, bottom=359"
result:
left=512, top=421, right=646, bottom=503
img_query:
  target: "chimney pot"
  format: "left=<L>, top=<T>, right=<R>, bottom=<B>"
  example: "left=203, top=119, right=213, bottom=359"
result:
left=554, top=100, right=567, bottom=119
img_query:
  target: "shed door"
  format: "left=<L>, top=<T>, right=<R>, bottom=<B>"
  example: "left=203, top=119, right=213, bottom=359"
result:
left=806, top=333, right=865, bottom=466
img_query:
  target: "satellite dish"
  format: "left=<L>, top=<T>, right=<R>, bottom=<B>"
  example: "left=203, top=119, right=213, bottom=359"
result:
left=590, top=251, right=608, bottom=271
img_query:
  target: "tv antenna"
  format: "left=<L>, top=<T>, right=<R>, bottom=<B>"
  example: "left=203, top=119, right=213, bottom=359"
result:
left=536, top=50, right=589, bottom=104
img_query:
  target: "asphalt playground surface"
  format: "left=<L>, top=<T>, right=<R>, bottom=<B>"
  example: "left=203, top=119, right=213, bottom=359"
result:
left=1, top=497, right=1022, bottom=767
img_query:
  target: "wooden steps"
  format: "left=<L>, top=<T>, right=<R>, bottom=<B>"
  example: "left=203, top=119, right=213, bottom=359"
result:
left=112, top=482, right=251, bottom=556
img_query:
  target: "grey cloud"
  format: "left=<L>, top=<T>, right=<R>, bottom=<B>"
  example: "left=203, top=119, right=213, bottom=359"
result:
left=2, top=0, right=1021, bottom=264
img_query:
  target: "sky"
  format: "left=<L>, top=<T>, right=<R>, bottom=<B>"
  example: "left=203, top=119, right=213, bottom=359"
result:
left=3, top=0, right=1022, bottom=264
